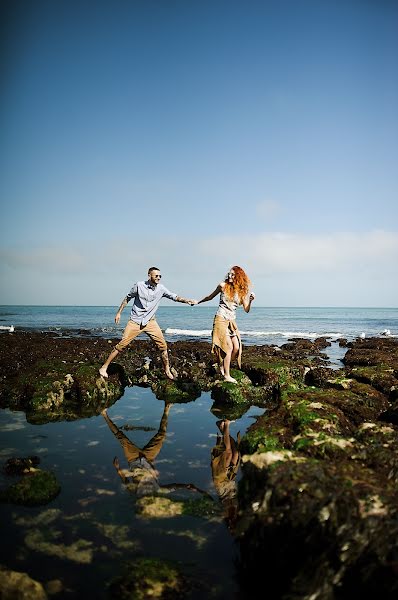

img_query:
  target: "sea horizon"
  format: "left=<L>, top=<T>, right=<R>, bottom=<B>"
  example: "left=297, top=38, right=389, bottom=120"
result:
left=1, top=304, right=397, bottom=309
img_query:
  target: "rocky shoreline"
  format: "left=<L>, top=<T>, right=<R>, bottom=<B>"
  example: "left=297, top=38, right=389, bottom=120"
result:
left=0, top=331, right=397, bottom=598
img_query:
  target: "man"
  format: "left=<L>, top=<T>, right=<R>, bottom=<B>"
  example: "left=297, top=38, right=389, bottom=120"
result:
left=99, top=267, right=196, bottom=380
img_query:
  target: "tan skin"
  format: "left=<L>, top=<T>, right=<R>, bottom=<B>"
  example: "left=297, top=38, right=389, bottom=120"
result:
left=99, top=269, right=196, bottom=380
left=197, top=269, right=255, bottom=382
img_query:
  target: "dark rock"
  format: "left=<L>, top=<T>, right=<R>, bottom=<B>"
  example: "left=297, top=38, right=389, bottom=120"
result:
left=2, top=331, right=398, bottom=598
left=0, top=469, right=61, bottom=506
left=3, top=456, right=40, bottom=475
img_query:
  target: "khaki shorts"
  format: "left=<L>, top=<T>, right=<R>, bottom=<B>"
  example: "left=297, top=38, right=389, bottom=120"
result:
left=115, top=319, right=167, bottom=352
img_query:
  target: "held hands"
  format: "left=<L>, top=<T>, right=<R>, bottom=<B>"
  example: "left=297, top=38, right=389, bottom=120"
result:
left=188, top=299, right=198, bottom=306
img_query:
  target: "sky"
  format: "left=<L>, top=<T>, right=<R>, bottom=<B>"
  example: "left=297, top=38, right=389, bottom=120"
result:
left=1, top=0, right=397, bottom=307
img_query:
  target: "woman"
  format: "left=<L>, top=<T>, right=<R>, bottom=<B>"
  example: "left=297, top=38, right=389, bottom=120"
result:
left=197, top=266, right=255, bottom=383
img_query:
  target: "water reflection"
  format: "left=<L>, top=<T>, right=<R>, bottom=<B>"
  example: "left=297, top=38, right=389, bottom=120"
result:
left=0, top=390, right=264, bottom=599
left=102, top=403, right=171, bottom=497
left=102, top=401, right=212, bottom=504
left=211, top=419, right=241, bottom=532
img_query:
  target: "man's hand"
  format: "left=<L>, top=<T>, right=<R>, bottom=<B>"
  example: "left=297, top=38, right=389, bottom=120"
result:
left=115, top=312, right=121, bottom=324
left=188, top=299, right=198, bottom=306
left=113, top=456, right=120, bottom=469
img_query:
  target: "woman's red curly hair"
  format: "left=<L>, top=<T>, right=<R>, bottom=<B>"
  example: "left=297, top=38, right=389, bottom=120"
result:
left=224, top=266, right=251, bottom=303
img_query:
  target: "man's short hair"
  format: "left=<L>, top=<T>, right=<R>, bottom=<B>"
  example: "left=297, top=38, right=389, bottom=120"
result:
left=148, top=267, right=160, bottom=274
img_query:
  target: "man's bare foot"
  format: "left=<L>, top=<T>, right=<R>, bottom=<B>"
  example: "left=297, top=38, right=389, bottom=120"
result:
left=99, top=367, right=108, bottom=378
left=224, top=375, right=237, bottom=384
left=165, top=368, right=174, bottom=380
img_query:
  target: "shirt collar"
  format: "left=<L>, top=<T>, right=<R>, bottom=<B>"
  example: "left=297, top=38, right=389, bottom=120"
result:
left=146, top=279, right=157, bottom=290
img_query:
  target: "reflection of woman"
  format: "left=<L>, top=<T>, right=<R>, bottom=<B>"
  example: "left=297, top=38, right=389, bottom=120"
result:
left=197, top=266, right=255, bottom=382
left=211, top=419, right=241, bottom=531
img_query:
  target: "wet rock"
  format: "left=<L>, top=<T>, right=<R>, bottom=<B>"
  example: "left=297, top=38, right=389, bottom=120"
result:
left=3, top=455, right=40, bottom=475
left=0, top=469, right=61, bottom=506
left=235, top=339, right=398, bottom=599
left=343, top=336, right=398, bottom=369
left=0, top=565, right=47, bottom=599
left=108, top=557, right=197, bottom=599
left=152, top=379, right=201, bottom=403
left=2, top=331, right=398, bottom=598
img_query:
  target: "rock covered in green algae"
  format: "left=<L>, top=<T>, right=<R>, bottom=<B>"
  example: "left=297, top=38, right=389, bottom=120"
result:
left=0, top=565, right=47, bottom=600
left=108, top=557, right=192, bottom=600
left=151, top=379, right=201, bottom=403
left=135, top=495, right=221, bottom=520
left=0, top=469, right=61, bottom=506
left=211, top=368, right=278, bottom=408
left=235, top=336, right=398, bottom=599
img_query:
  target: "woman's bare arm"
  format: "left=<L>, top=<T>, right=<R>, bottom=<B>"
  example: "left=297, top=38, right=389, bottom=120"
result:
left=242, top=292, right=255, bottom=313
left=197, top=284, right=222, bottom=304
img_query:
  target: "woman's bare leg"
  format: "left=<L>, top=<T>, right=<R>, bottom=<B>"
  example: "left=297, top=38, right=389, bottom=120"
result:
left=230, top=335, right=240, bottom=363
left=223, top=337, right=237, bottom=383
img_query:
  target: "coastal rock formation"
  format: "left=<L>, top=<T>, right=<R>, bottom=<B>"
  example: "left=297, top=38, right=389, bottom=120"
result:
left=0, top=565, right=48, bottom=599
left=0, top=467, right=61, bottom=506
left=235, top=336, right=398, bottom=599
left=0, top=331, right=328, bottom=419
left=0, top=332, right=397, bottom=597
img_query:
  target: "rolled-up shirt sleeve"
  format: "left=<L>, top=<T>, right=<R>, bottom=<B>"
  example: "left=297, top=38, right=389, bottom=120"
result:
left=126, top=283, right=138, bottom=302
left=161, top=286, right=178, bottom=301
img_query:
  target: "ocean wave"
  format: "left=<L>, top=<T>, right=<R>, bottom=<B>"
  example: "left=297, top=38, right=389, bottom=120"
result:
left=242, top=331, right=345, bottom=339
left=165, top=328, right=212, bottom=336
left=165, top=328, right=345, bottom=339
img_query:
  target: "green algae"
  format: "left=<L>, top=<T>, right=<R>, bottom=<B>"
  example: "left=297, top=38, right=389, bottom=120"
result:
left=0, top=469, right=60, bottom=506
left=240, top=427, right=282, bottom=454
left=24, top=529, right=94, bottom=563
left=152, top=380, right=201, bottom=403
left=108, top=557, right=189, bottom=600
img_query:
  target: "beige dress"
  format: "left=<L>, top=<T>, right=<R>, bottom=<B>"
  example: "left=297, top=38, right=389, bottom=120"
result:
left=211, top=288, right=242, bottom=367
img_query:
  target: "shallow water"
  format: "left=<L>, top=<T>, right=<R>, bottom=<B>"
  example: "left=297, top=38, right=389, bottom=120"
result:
left=0, top=387, right=265, bottom=598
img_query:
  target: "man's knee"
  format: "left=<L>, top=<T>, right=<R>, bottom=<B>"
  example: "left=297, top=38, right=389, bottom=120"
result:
left=114, top=342, right=127, bottom=353
left=157, top=341, right=168, bottom=353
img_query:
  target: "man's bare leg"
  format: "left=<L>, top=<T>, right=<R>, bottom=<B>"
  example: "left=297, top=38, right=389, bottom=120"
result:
left=99, top=348, right=120, bottom=378
left=161, top=350, right=174, bottom=380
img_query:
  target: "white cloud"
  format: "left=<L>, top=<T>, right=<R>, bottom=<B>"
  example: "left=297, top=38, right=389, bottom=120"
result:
left=255, top=200, right=282, bottom=221
left=1, top=230, right=397, bottom=306
left=198, top=230, right=398, bottom=275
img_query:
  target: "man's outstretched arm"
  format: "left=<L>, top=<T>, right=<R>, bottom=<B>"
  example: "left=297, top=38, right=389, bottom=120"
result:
left=175, top=295, right=197, bottom=306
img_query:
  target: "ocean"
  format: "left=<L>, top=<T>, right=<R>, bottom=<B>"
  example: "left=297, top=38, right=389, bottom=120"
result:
left=1, top=305, right=397, bottom=366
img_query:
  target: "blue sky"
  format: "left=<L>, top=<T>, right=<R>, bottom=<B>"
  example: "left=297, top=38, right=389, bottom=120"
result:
left=1, top=0, right=397, bottom=306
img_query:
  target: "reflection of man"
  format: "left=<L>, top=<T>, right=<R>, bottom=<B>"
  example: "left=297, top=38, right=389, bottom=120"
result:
left=101, top=403, right=171, bottom=497
left=102, top=403, right=212, bottom=502
left=211, top=419, right=241, bottom=531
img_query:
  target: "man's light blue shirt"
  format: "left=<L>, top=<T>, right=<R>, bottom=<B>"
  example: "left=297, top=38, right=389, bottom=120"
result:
left=126, top=280, right=178, bottom=326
